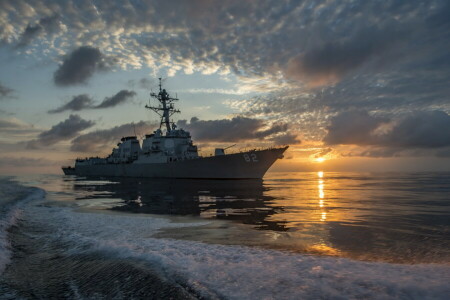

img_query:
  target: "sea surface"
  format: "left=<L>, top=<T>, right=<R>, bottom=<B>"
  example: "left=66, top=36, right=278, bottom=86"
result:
left=0, top=172, right=449, bottom=299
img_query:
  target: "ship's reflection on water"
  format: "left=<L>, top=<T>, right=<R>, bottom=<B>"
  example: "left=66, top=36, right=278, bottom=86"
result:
left=72, top=178, right=288, bottom=231
left=68, top=172, right=450, bottom=263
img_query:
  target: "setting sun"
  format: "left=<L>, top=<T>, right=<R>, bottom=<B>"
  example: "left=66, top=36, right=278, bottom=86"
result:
left=315, top=157, right=326, bottom=163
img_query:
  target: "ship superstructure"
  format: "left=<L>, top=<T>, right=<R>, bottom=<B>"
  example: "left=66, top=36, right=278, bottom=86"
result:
left=63, top=79, right=287, bottom=179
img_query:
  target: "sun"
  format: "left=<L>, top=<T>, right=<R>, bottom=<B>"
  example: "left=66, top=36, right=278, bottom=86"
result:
left=315, top=157, right=326, bottom=163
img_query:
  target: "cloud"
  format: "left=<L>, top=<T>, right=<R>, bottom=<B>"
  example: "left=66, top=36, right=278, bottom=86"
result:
left=0, top=117, right=39, bottom=136
left=314, top=147, right=332, bottom=158
left=27, top=114, right=95, bottom=149
left=0, top=118, right=28, bottom=130
left=323, top=110, right=450, bottom=150
left=16, top=15, right=60, bottom=48
left=323, top=111, right=387, bottom=146
left=53, top=46, right=113, bottom=86
left=176, top=116, right=296, bottom=143
left=382, top=110, right=450, bottom=148
left=0, top=82, right=15, bottom=100
left=0, top=156, right=59, bottom=167
left=70, top=121, right=156, bottom=153
left=138, top=78, right=154, bottom=90
left=284, top=25, right=407, bottom=86
left=269, top=133, right=300, bottom=146
left=48, top=94, right=94, bottom=113
left=95, top=90, right=136, bottom=109
left=48, top=90, right=135, bottom=113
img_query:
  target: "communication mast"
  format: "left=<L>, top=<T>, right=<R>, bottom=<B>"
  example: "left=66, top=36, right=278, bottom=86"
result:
left=145, top=78, right=180, bottom=132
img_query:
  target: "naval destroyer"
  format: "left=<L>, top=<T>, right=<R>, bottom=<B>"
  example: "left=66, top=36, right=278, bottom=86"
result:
left=62, top=79, right=288, bottom=179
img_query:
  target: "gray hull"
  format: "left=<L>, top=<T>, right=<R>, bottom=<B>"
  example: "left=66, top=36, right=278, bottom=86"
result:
left=73, top=147, right=287, bottom=179
left=62, top=167, right=76, bottom=175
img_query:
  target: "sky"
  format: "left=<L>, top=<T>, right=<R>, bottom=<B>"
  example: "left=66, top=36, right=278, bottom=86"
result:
left=0, top=0, right=450, bottom=174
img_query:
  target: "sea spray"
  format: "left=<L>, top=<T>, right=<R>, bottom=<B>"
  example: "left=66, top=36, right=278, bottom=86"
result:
left=0, top=177, right=45, bottom=274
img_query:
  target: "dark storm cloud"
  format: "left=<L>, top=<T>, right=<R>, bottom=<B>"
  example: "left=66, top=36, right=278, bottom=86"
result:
left=94, top=90, right=136, bottom=109
left=323, top=110, right=450, bottom=150
left=0, top=82, right=15, bottom=100
left=48, top=90, right=136, bottom=113
left=53, top=46, right=113, bottom=86
left=27, top=114, right=95, bottom=149
left=16, top=15, right=60, bottom=48
left=48, top=94, right=94, bottom=113
left=70, top=121, right=156, bottom=152
left=177, top=117, right=295, bottom=143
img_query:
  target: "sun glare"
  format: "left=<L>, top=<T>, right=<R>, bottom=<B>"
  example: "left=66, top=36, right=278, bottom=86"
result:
left=315, top=157, right=326, bottom=163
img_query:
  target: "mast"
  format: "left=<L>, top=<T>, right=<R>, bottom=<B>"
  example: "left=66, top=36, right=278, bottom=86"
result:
left=145, top=78, right=180, bottom=132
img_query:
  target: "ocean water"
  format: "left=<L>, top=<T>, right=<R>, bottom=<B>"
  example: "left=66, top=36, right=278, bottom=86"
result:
left=0, top=172, right=449, bottom=299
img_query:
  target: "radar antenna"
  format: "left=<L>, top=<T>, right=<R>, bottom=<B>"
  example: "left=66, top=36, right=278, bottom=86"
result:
left=145, top=78, right=180, bottom=132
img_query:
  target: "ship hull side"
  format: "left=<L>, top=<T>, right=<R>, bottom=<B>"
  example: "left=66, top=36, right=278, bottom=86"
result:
left=62, top=167, right=76, bottom=175
left=74, top=147, right=287, bottom=179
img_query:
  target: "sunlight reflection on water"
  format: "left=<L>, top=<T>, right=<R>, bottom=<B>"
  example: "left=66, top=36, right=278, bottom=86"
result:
left=17, top=172, right=450, bottom=263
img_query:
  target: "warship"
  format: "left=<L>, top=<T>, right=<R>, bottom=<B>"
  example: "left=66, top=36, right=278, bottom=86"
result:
left=62, top=79, right=288, bottom=179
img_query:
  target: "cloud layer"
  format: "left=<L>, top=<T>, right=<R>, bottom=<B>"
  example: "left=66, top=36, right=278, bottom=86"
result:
left=95, top=90, right=136, bottom=109
left=27, top=114, right=95, bottom=149
left=48, top=90, right=136, bottom=113
left=323, top=110, right=450, bottom=155
left=48, top=94, right=94, bottom=113
left=0, top=82, right=15, bottom=100
left=53, top=46, right=112, bottom=86
left=71, top=121, right=156, bottom=153
left=16, top=14, right=60, bottom=48
left=177, top=117, right=298, bottom=145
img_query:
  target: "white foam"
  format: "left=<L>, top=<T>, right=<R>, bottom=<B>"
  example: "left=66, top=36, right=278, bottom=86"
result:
left=21, top=202, right=450, bottom=300
left=0, top=187, right=45, bottom=274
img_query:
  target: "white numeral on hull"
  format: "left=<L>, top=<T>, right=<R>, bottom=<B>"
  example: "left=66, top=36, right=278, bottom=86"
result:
left=243, top=153, right=258, bottom=162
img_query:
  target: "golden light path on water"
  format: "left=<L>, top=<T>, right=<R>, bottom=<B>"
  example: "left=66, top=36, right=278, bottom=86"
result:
left=256, top=170, right=345, bottom=257
left=257, top=170, right=450, bottom=262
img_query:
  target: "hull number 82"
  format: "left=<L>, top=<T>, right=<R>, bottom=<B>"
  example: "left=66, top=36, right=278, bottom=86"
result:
left=243, top=153, right=258, bottom=162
